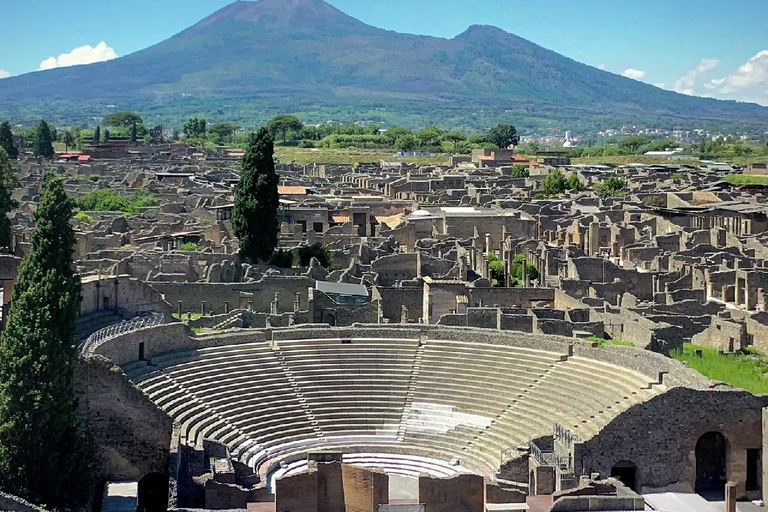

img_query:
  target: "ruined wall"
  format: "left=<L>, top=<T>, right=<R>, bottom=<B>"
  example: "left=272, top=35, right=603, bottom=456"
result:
left=373, top=286, right=423, bottom=323
left=75, top=357, right=172, bottom=481
left=81, top=276, right=173, bottom=316
left=575, top=388, right=768, bottom=498
left=419, top=474, right=485, bottom=512
left=91, top=322, right=192, bottom=366
left=468, top=287, right=555, bottom=309
left=153, top=276, right=315, bottom=315
left=204, top=480, right=272, bottom=509
left=275, top=470, right=318, bottom=512
left=341, top=465, right=388, bottom=512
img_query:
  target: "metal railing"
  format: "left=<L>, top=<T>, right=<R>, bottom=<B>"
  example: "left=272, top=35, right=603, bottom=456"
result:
left=80, top=313, right=166, bottom=356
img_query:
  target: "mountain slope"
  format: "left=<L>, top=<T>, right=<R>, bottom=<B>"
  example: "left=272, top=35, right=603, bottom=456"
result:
left=0, top=0, right=765, bottom=128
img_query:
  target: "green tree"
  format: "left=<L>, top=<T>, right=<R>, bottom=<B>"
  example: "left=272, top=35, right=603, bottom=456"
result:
left=62, top=131, right=75, bottom=152
left=0, top=149, right=18, bottom=248
left=297, top=243, right=332, bottom=268
left=512, top=165, right=529, bottom=178
left=93, top=126, right=101, bottom=144
left=486, top=252, right=505, bottom=286
left=183, top=117, right=207, bottom=139
left=103, top=129, right=111, bottom=142
left=130, top=122, right=138, bottom=144
left=0, top=173, right=92, bottom=507
left=595, top=176, right=627, bottom=198
left=33, top=120, right=54, bottom=158
left=103, top=111, right=143, bottom=128
left=0, top=122, right=18, bottom=159
left=539, top=169, right=567, bottom=196
left=488, top=124, right=520, bottom=149
left=395, top=134, right=417, bottom=152
left=209, top=122, right=241, bottom=144
left=232, top=128, right=280, bottom=262
left=511, top=254, right=539, bottom=286
left=566, top=174, right=586, bottom=191
left=267, top=115, right=303, bottom=142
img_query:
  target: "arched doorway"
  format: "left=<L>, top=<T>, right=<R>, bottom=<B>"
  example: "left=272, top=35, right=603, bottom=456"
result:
left=610, top=460, right=638, bottom=492
left=137, top=472, right=169, bottom=512
left=696, top=432, right=728, bottom=494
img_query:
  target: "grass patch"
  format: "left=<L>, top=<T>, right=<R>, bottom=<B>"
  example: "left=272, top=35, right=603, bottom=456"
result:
left=722, top=174, right=768, bottom=186
left=173, top=312, right=204, bottom=321
left=671, top=343, right=768, bottom=394
left=586, top=336, right=634, bottom=348
left=178, top=242, right=199, bottom=252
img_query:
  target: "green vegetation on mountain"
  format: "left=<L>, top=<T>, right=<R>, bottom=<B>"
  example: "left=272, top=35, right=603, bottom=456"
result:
left=0, top=0, right=766, bottom=131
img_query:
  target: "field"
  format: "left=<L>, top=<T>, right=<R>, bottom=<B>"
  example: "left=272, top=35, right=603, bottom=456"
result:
left=671, top=343, right=768, bottom=394
left=722, top=174, right=768, bottom=185
left=274, top=147, right=452, bottom=166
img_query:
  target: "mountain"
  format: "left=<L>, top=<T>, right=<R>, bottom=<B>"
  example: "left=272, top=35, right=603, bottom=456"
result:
left=1, top=0, right=766, bottom=130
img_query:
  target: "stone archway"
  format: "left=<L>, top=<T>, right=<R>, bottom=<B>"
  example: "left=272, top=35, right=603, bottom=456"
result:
left=610, top=460, right=638, bottom=492
left=696, top=431, right=728, bottom=494
left=137, top=472, right=169, bottom=512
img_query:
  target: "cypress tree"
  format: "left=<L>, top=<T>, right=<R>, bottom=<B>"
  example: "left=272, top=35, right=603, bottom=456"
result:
left=232, top=127, right=279, bottom=262
left=0, top=149, right=18, bottom=249
left=33, top=120, right=54, bottom=158
left=103, top=129, right=111, bottom=142
left=0, top=122, right=17, bottom=159
left=0, top=173, right=91, bottom=507
left=93, top=126, right=101, bottom=144
left=130, top=122, right=138, bottom=145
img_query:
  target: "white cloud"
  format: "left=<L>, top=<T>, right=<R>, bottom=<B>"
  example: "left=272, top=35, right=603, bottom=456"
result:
left=654, top=82, right=666, bottom=88
left=673, top=58, right=720, bottom=95
left=704, top=50, right=768, bottom=105
left=0, top=69, right=10, bottom=79
left=597, top=63, right=607, bottom=71
left=39, top=41, right=118, bottom=71
left=622, top=68, right=647, bottom=80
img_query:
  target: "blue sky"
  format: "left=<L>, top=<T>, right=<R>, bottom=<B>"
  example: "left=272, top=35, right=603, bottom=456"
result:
left=1, top=0, right=767, bottom=104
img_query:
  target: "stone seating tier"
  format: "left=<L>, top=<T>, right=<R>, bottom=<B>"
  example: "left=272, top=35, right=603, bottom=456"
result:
left=131, top=337, right=666, bottom=480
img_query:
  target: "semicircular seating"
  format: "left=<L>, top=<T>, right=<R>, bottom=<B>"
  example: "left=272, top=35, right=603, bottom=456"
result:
left=130, top=336, right=666, bottom=480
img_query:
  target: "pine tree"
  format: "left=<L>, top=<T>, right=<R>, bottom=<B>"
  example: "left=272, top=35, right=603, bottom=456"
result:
left=33, top=120, right=54, bottom=158
left=130, top=122, right=138, bottom=144
left=0, top=122, right=18, bottom=159
left=232, top=128, right=280, bottom=262
left=93, top=126, right=101, bottom=144
left=0, top=149, right=18, bottom=249
left=0, top=173, right=91, bottom=507
left=103, top=129, right=111, bottom=142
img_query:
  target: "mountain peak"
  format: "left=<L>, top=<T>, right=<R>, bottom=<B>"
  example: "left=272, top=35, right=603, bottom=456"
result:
left=193, top=0, right=368, bottom=31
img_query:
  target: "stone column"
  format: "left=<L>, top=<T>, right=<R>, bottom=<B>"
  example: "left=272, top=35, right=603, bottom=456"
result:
left=725, top=481, right=736, bottom=512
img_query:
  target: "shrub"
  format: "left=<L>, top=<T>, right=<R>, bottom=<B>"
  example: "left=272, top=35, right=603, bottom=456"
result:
left=486, top=252, right=505, bottom=286
left=74, top=211, right=93, bottom=225
left=76, top=187, right=159, bottom=214
left=298, top=139, right=316, bottom=148
left=178, top=242, right=199, bottom=252
left=643, top=196, right=665, bottom=207
left=269, top=248, right=294, bottom=268
left=89, top=174, right=100, bottom=182
left=298, top=243, right=332, bottom=268
left=586, top=336, right=634, bottom=348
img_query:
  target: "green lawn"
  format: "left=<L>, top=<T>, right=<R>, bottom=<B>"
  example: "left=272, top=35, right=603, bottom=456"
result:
left=586, top=336, right=634, bottom=347
left=671, top=343, right=768, bottom=394
left=274, top=147, right=451, bottom=166
left=722, top=174, right=768, bottom=185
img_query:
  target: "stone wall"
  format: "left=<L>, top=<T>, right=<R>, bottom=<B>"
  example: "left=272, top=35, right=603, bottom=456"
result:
left=575, top=388, right=768, bottom=498
left=373, top=286, right=423, bottom=323
left=419, top=473, right=485, bottom=512
left=153, top=275, right=315, bottom=315
left=75, top=357, right=172, bottom=481
left=81, top=276, right=173, bottom=316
